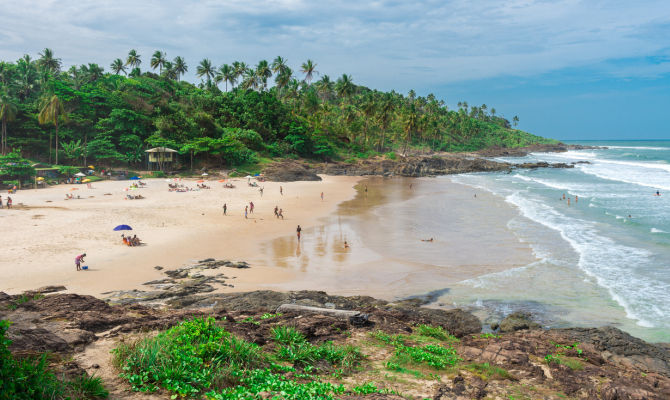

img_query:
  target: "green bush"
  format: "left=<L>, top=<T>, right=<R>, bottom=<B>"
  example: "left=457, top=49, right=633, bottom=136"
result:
left=0, top=319, right=108, bottom=399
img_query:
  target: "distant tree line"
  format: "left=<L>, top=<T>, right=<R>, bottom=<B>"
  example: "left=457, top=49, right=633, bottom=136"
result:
left=0, top=48, right=553, bottom=169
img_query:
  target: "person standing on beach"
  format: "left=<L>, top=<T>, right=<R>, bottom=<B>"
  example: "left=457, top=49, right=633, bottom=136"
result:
left=249, top=201, right=254, bottom=214
left=75, top=253, right=86, bottom=271
left=6, top=196, right=11, bottom=209
left=223, top=203, right=227, bottom=215
left=278, top=209, right=284, bottom=219
left=0, top=195, right=3, bottom=208
left=280, top=186, right=283, bottom=196
left=296, top=225, right=302, bottom=241
left=245, top=206, right=248, bottom=219
left=320, top=192, right=324, bottom=201
left=274, top=205, right=279, bottom=218
left=260, top=187, right=264, bottom=197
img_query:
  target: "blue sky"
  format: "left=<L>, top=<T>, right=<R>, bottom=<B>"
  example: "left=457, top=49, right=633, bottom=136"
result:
left=1, top=0, right=669, bottom=140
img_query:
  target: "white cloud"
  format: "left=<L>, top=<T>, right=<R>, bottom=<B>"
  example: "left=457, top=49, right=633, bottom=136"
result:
left=1, top=0, right=669, bottom=90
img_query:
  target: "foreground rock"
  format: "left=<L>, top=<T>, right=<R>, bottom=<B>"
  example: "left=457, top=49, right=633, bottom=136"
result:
left=1, top=289, right=668, bottom=399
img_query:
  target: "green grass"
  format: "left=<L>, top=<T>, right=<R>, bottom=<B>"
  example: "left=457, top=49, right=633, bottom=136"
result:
left=114, top=318, right=376, bottom=399
left=6, top=293, right=44, bottom=310
left=0, top=319, right=108, bottom=399
left=270, top=326, right=364, bottom=371
left=464, top=362, right=513, bottom=380
left=544, top=354, right=584, bottom=371
left=369, top=328, right=461, bottom=374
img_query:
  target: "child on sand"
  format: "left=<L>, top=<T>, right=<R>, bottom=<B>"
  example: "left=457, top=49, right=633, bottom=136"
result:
left=75, top=253, right=86, bottom=271
left=6, top=197, right=11, bottom=209
left=296, top=225, right=302, bottom=241
left=245, top=206, right=248, bottom=219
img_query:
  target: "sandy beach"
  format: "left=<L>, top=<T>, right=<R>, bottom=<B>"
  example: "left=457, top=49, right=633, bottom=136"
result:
left=1, top=175, right=360, bottom=295
left=1, top=175, right=535, bottom=301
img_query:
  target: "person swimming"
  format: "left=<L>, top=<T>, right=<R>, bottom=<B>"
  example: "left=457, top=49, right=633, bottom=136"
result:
left=421, top=238, right=434, bottom=242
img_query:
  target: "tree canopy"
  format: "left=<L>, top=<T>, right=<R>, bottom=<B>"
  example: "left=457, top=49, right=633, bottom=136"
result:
left=0, top=49, right=556, bottom=171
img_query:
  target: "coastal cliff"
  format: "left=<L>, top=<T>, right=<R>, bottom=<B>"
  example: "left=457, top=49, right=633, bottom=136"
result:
left=1, top=282, right=668, bottom=399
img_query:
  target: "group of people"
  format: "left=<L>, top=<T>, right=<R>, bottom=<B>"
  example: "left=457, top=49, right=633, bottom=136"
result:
left=0, top=195, right=13, bottom=208
left=126, top=194, right=145, bottom=200
left=197, top=183, right=211, bottom=189
left=273, top=205, right=284, bottom=219
left=121, top=234, right=142, bottom=246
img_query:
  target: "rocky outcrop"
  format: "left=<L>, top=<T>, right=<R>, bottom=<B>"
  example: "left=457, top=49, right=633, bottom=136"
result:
left=498, top=311, right=542, bottom=333
left=262, top=160, right=322, bottom=181
left=2, top=287, right=668, bottom=399
left=262, top=153, right=583, bottom=181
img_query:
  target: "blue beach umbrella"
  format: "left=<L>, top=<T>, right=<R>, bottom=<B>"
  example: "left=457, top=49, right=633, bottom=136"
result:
left=113, top=225, right=133, bottom=231
left=129, top=176, right=140, bottom=180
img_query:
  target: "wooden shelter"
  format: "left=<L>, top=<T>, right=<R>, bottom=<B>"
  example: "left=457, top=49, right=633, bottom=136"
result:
left=145, top=147, right=178, bottom=171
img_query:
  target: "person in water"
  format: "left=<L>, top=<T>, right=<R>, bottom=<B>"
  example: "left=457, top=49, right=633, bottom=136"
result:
left=656, top=190, right=661, bottom=196
left=421, top=238, right=434, bottom=242
left=344, top=240, right=349, bottom=248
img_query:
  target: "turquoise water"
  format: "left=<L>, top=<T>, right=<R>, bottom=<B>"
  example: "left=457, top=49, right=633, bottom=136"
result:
left=448, top=141, right=670, bottom=342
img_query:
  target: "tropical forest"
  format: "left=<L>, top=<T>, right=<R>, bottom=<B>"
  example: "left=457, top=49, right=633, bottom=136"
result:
left=0, top=48, right=554, bottom=174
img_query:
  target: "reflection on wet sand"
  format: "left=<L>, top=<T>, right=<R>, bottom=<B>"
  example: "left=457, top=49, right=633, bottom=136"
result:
left=252, top=176, right=536, bottom=300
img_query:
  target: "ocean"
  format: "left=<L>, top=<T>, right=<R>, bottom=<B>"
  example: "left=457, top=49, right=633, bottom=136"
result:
left=258, top=141, right=670, bottom=342
left=449, top=140, right=670, bottom=342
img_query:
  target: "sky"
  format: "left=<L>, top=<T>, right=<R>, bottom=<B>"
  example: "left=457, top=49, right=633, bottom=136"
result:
left=1, top=0, right=670, bottom=140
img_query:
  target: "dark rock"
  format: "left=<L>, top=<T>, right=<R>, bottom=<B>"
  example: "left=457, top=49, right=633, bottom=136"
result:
left=263, top=161, right=322, bottom=182
left=499, top=312, right=541, bottom=333
left=558, top=326, right=670, bottom=377
left=30, top=285, right=67, bottom=294
left=490, top=322, right=499, bottom=331
left=154, top=266, right=163, bottom=270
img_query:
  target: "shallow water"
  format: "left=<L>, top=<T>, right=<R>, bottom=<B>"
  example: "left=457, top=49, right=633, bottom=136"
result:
left=450, top=141, right=670, bottom=342
left=254, top=142, right=670, bottom=342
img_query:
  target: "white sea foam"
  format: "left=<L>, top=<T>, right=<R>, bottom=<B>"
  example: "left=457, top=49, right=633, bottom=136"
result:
left=651, top=228, right=667, bottom=233
left=608, top=146, right=668, bottom=151
left=504, top=191, right=665, bottom=328
left=577, top=163, right=670, bottom=191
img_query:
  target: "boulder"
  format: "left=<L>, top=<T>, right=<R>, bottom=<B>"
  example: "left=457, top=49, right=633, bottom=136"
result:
left=499, top=311, right=541, bottom=333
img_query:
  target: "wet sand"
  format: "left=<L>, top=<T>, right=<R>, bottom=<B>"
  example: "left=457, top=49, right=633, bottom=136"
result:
left=235, top=176, right=537, bottom=300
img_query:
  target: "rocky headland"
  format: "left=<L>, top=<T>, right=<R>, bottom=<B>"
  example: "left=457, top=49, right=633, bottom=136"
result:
left=262, top=144, right=596, bottom=182
left=1, top=259, right=668, bottom=399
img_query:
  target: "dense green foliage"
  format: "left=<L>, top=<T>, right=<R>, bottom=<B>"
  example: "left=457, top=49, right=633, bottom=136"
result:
left=370, top=326, right=461, bottom=377
left=113, top=317, right=374, bottom=399
left=0, top=150, right=35, bottom=186
left=0, top=320, right=108, bottom=400
left=0, top=49, right=556, bottom=169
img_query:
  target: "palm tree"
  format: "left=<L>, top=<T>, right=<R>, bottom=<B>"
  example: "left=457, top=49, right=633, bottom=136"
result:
left=335, top=74, right=354, bottom=99
left=241, top=69, right=259, bottom=90
left=513, top=115, right=519, bottom=127
left=402, top=106, right=418, bottom=155
left=216, top=64, right=235, bottom=91
left=300, top=59, right=318, bottom=83
left=162, top=61, right=177, bottom=80
left=38, top=94, right=68, bottom=164
left=85, top=63, right=104, bottom=82
left=255, top=60, right=272, bottom=90
left=315, top=75, right=333, bottom=100
left=126, top=49, right=141, bottom=70
left=361, top=96, right=376, bottom=146
left=377, top=94, right=395, bottom=151
left=150, top=51, right=167, bottom=74
left=0, top=92, right=17, bottom=155
left=271, top=56, right=289, bottom=76
left=196, top=59, right=215, bottom=83
left=15, top=55, right=37, bottom=101
left=274, top=67, right=292, bottom=93
left=173, top=56, right=187, bottom=81
left=233, top=61, right=248, bottom=84
left=110, top=58, right=126, bottom=75
left=37, top=48, right=61, bottom=73
left=490, top=108, right=496, bottom=117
